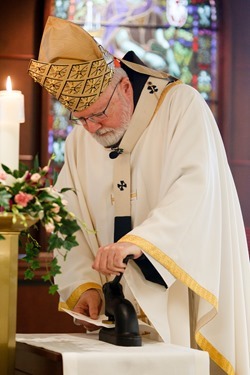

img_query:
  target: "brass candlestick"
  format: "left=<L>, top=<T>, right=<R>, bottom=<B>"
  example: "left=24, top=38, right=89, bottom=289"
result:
left=0, top=214, right=38, bottom=375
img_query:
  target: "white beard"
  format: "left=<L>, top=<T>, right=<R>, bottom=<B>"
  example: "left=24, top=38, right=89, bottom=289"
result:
left=91, top=95, right=132, bottom=147
left=91, top=122, right=129, bottom=147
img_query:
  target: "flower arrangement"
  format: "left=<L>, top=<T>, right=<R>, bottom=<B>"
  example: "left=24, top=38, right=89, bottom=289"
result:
left=0, top=155, right=80, bottom=294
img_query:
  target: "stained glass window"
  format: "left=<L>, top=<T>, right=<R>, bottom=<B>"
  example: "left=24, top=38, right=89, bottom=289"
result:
left=49, top=0, right=218, bottom=171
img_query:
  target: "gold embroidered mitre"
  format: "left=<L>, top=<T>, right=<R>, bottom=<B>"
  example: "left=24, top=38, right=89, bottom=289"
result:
left=28, top=16, right=114, bottom=111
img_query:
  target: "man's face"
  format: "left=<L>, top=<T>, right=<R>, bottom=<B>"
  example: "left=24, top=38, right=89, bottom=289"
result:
left=71, top=78, right=134, bottom=147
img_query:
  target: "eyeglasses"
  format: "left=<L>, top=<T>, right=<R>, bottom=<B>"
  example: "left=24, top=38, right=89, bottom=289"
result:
left=69, top=81, right=120, bottom=126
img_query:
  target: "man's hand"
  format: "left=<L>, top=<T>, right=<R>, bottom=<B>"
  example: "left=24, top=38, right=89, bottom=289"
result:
left=73, top=289, right=102, bottom=331
left=92, top=242, right=143, bottom=276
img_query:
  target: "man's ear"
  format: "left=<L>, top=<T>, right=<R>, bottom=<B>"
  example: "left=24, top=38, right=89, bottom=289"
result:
left=119, top=77, right=133, bottom=96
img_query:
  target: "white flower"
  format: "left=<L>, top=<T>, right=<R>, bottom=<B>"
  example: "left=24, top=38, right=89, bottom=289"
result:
left=15, top=170, right=29, bottom=184
left=61, top=199, right=68, bottom=206
left=53, top=215, right=62, bottom=223
left=45, top=221, right=55, bottom=233
left=43, top=186, right=62, bottom=199
left=30, top=173, right=41, bottom=183
left=38, top=210, right=44, bottom=220
left=42, top=166, right=49, bottom=173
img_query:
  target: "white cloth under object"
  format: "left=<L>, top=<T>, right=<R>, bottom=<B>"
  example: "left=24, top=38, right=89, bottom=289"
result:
left=16, top=333, right=209, bottom=375
left=54, top=82, right=250, bottom=374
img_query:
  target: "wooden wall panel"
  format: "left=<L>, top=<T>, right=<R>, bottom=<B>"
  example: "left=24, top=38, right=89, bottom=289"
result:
left=17, top=280, right=83, bottom=333
left=17, top=254, right=84, bottom=333
left=230, top=163, right=250, bottom=225
left=219, top=0, right=250, bottom=251
left=0, top=0, right=46, bottom=168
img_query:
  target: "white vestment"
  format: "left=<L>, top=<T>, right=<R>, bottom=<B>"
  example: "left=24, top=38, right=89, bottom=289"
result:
left=54, top=83, right=250, bottom=375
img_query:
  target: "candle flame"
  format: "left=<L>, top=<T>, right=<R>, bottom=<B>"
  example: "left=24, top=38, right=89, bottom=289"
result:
left=6, top=76, right=12, bottom=91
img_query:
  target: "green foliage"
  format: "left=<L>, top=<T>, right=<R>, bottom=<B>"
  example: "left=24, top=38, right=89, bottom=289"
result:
left=0, top=154, right=81, bottom=295
left=0, top=190, right=12, bottom=209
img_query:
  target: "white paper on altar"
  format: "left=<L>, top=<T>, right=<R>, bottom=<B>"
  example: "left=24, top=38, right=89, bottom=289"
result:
left=61, top=308, right=115, bottom=328
left=61, top=308, right=159, bottom=338
left=16, top=333, right=210, bottom=375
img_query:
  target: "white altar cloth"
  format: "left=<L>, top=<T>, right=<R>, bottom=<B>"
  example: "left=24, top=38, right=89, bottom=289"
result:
left=16, top=333, right=209, bottom=375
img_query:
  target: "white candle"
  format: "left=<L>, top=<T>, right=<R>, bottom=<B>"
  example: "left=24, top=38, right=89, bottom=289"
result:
left=0, top=76, right=25, bottom=171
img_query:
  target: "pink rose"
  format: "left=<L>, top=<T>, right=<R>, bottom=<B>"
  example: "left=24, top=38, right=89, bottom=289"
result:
left=51, top=203, right=60, bottom=213
left=14, top=192, right=33, bottom=207
left=0, top=171, right=7, bottom=181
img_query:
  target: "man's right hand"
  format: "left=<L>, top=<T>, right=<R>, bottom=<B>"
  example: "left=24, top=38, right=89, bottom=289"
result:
left=73, top=288, right=102, bottom=331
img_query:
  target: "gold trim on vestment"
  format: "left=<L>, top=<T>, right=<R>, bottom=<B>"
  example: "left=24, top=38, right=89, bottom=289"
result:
left=59, top=282, right=102, bottom=310
left=196, top=332, right=235, bottom=375
left=155, top=80, right=182, bottom=114
left=120, top=234, right=217, bottom=307
left=111, top=192, right=137, bottom=205
left=119, top=234, right=235, bottom=374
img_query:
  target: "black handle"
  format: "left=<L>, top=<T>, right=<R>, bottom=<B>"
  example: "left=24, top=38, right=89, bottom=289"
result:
left=111, top=255, right=134, bottom=285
